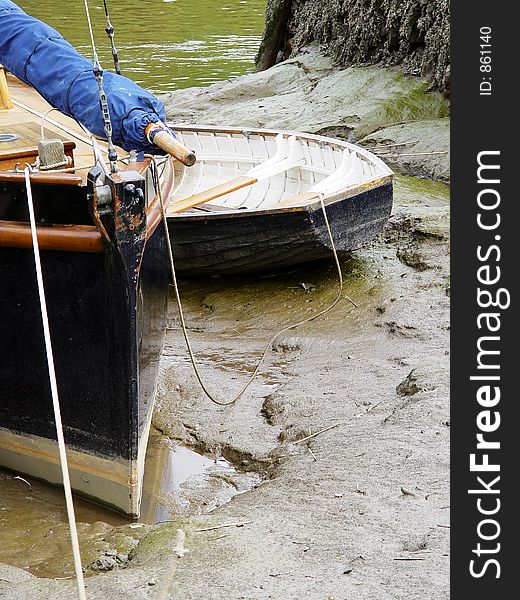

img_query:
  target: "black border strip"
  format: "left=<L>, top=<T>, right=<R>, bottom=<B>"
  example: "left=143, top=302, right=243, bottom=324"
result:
left=452, top=1, right=515, bottom=595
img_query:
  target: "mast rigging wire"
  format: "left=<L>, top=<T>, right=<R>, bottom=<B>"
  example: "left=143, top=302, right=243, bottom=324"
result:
left=81, top=0, right=119, bottom=172
left=102, top=0, right=122, bottom=74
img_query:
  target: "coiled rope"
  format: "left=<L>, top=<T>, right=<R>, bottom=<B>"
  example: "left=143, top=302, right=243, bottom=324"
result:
left=24, top=169, right=87, bottom=599
left=151, top=157, right=356, bottom=407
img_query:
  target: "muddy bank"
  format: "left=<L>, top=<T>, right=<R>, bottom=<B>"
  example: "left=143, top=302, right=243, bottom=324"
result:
left=165, top=48, right=449, bottom=181
left=0, top=175, right=450, bottom=599
left=1, top=60, right=449, bottom=599
left=258, top=0, right=450, bottom=94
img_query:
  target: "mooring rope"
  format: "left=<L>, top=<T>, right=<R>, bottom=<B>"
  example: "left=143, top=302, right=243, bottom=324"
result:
left=24, top=169, right=87, bottom=600
left=151, top=157, right=355, bottom=407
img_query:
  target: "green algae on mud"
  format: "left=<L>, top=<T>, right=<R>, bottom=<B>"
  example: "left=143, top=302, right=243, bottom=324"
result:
left=165, top=52, right=450, bottom=142
left=392, top=176, right=450, bottom=241
left=167, top=253, right=388, bottom=335
left=394, top=175, right=450, bottom=203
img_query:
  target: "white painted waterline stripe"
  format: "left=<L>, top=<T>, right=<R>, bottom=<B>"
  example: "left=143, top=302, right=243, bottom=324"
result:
left=24, top=168, right=87, bottom=600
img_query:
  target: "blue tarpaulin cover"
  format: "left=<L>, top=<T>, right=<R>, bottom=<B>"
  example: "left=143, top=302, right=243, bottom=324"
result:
left=0, top=0, right=167, bottom=152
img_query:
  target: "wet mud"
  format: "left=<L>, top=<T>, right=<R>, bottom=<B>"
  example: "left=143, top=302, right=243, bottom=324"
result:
left=0, top=172, right=449, bottom=599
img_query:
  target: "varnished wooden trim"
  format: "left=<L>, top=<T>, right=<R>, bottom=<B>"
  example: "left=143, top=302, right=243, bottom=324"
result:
left=0, top=172, right=83, bottom=186
left=0, top=159, right=174, bottom=252
left=0, top=220, right=104, bottom=253
left=121, top=157, right=151, bottom=176
left=0, top=141, right=76, bottom=162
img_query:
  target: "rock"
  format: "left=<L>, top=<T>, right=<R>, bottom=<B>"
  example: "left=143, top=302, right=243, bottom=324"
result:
left=264, top=0, right=450, bottom=94
left=397, top=243, right=432, bottom=271
left=384, top=321, right=420, bottom=339
left=278, top=424, right=308, bottom=443
left=90, top=554, right=117, bottom=572
left=396, top=369, right=437, bottom=396
left=272, top=336, right=303, bottom=353
left=402, top=535, right=429, bottom=552
left=89, top=549, right=130, bottom=572
left=116, top=552, right=130, bottom=568
left=397, top=370, right=420, bottom=396
left=261, top=394, right=285, bottom=425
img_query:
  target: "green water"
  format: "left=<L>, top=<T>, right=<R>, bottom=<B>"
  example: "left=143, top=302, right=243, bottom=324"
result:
left=18, top=0, right=266, bottom=94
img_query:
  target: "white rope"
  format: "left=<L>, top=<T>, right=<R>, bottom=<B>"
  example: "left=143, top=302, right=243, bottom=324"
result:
left=24, top=169, right=87, bottom=600
left=152, top=157, right=355, bottom=407
left=40, top=107, right=60, bottom=141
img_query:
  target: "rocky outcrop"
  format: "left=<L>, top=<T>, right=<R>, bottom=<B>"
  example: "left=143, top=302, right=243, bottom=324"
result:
left=258, top=0, right=450, bottom=94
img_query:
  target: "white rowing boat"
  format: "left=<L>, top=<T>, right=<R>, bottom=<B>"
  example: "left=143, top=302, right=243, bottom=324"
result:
left=166, top=125, right=394, bottom=274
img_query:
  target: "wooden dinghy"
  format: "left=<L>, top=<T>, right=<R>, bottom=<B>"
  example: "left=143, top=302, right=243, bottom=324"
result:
left=166, top=125, right=394, bottom=274
left=0, top=69, right=173, bottom=516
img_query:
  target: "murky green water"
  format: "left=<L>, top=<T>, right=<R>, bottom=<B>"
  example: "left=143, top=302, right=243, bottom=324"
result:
left=18, top=0, right=266, bottom=93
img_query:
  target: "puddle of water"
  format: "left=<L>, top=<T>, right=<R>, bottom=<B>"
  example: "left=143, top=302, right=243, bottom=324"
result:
left=140, top=431, right=262, bottom=524
left=0, top=430, right=261, bottom=578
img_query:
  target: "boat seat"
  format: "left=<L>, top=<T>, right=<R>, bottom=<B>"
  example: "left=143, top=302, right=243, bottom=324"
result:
left=191, top=202, right=232, bottom=213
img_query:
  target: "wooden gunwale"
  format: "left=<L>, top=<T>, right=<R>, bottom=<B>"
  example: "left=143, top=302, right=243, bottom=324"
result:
left=170, top=123, right=394, bottom=175
left=0, top=141, right=76, bottom=164
left=0, top=157, right=174, bottom=253
left=0, top=172, right=83, bottom=186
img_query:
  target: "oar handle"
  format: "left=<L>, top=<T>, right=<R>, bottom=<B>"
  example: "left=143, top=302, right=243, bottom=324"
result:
left=145, top=123, right=196, bottom=167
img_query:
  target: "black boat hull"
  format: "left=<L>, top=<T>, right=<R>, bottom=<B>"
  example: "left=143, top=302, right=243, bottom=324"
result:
left=0, top=172, right=169, bottom=516
left=167, top=182, right=393, bottom=275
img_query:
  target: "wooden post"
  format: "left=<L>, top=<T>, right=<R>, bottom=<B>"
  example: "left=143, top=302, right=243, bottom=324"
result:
left=0, top=66, right=13, bottom=110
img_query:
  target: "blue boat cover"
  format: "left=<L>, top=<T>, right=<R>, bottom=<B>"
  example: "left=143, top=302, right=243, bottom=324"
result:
left=0, top=0, right=168, bottom=153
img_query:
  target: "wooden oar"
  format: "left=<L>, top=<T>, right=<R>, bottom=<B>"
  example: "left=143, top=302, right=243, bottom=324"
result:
left=167, top=134, right=306, bottom=214
left=168, top=175, right=255, bottom=214
left=145, top=123, right=196, bottom=167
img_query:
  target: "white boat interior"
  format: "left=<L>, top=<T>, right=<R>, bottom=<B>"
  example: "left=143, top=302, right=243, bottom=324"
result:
left=169, top=125, right=394, bottom=215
